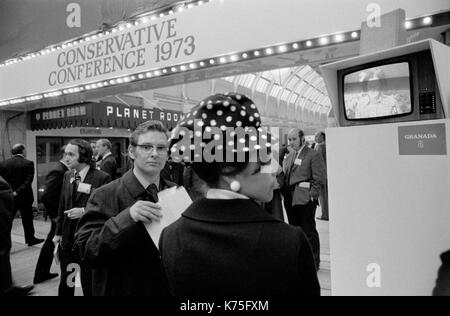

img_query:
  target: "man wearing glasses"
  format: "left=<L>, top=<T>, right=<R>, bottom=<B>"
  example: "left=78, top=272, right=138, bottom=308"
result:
left=75, top=121, right=176, bottom=296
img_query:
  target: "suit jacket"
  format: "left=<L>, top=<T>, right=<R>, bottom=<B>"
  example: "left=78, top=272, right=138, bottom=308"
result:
left=56, top=167, right=111, bottom=250
left=0, top=176, right=13, bottom=293
left=315, top=142, right=327, bottom=168
left=75, top=170, right=175, bottom=296
left=99, top=154, right=117, bottom=180
left=160, top=198, right=320, bottom=296
left=0, top=155, right=34, bottom=205
left=433, top=250, right=450, bottom=296
left=283, top=146, right=326, bottom=206
left=41, top=161, right=68, bottom=219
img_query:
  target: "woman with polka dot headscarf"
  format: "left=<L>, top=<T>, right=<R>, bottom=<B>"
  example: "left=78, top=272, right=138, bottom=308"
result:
left=160, top=93, right=320, bottom=296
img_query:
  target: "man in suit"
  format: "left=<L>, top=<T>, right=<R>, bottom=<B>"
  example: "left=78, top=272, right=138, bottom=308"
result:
left=33, top=146, right=68, bottom=284
left=0, top=144, right=43, bottom=247
left=315, top=131, right=329, bottom=221
left=283, top=128, right=326, bottom=269
left=96, top=139, right=117, bottom=180
left=53, top=139, right=111, bottom=296
left=75, top=121, right=175, bottom=296
left=0, top=176, right=34, bottom=296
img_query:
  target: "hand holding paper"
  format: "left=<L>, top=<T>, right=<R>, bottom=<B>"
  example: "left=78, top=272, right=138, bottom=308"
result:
left=144, top=186, right=192, bottom=249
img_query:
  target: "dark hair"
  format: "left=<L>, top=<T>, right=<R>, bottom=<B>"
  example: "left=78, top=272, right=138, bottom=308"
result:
left=130, top=121, right=168, bottom=146
left=59, top=145, right=66, bottom=159
left=68, top=139, right=93, bottom=164
left=317, top=131, right=325, bottom=140
left=98, top=139, right=112, bottom=150
left=11, top=144, right=25, bottom=156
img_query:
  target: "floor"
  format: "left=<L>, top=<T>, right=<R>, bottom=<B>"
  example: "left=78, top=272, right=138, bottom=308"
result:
left=10, top=207, right=331, bottom=296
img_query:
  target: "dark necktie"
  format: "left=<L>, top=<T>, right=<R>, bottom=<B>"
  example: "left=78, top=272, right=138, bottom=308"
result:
left=145, top=183, right=159, bottom=203
left=72, top=172, right=81, bottom=204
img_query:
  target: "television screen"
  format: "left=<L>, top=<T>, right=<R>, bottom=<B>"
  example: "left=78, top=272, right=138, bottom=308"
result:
left=343, top=63, right=412, bottom=119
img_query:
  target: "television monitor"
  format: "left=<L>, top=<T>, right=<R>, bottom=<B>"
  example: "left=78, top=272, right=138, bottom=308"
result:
left=337, top=50, right=444, bottom=126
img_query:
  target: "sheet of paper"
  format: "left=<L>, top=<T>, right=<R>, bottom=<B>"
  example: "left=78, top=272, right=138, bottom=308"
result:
left=145, top=186, right=192, bottom=249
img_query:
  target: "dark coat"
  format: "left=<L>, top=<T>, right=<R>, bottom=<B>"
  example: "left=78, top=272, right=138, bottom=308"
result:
left=41, top=161, right=68, bottom=219
left=0, top=176, right=13, bottom=293
left=0, top=155, right=34, bottom=205
left=160, top=198, right=320, bottom=296
left=56, top=167, right=111, bottom=250
left=99, top=154, right=117, bottom=180
left=75, top=170, right=175, bottom=296
left=433, top=250, right=450, bottom=296
left=282, top=146, right=326, bottom=206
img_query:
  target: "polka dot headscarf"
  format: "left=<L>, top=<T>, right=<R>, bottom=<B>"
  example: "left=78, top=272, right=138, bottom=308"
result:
left=169, top=93, right=271, bottom=163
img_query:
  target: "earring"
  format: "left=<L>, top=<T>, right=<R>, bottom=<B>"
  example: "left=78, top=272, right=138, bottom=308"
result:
left=230, top=180, right=241, bottom=192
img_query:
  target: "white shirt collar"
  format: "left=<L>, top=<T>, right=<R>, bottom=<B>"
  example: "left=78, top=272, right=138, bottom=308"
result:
left=206, top=189, right=249, bottom=200
left=102, top=152, right=112, bottom=160
left=133, top=168, right=159, bottom=190
left=76, top=165, right=90, bottom=182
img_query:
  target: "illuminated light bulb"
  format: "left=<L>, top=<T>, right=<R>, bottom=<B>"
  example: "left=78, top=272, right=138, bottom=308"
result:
left=230, top=55, right=239, bottom=62
left=131, top=76, right=136, bottom=80
left=334, top=34, right=345, bottom=42
left=151, top=16, right=157, bottom=20
left=169, top=10, right=174, bottom=15
left=160, top=13, right=165, bottom=18
left=200, top=61, right=205, bottom=67
left=67, top=43, right=72, bottom=47
left=154, top=70, right=161, bottom=76
left=92, top=35, right=97, bottom=40
left=162, top=69, right=168, bottom=74
left=210, top=59, right=216, bottom=65
left=63, top=90, right=68, bottom=94
left=119, top=26, right=125, bottom=31
left=110, top=79, right=116, bottom=85
left=278, top=45, right=288, bottom=53
left=102, top=82, right=108, bottom=87
left=126, top=23, right=132, bottom=28
left=351, top=32, right=359, bottom=38
left=178, top=7, right=184, bottom=12
left=189, top=63, right=197, bottom=69
left=293, top=43, right=299, bottom=49
left=134, top=21, right=140, bottom=26
left=92, top=83, right=98, bottom=89
left=62, top=44, right=67, bottom=49
left=423, top=17, right=432, bottom=25
left=187, top=4, right=194, bottom=9
left=112, top=28, right=118, bottom=33
left=97, top=82, right=104, bottom=88
left=123, top=77, right=130, bottom=83
left=306, top=41, right=313, bottom=47
left=220, top=57, right=227, bottom=63
left=117, top=78, right=124, bottom=83
left=68, top=88, right=74, bottom=93
left=171, top=67, right=178, bottom=72
left=138, top=74, right=145, bottom=79
left=254, top=51, right=260, bottom=57
left=320, top=37, right=329, bottom=45
left=146, top=72, right=152, bottom=78
left=141, top=18, right=149, bottom=23
left=405, top=21, right=412, bottom=29
left=242, top=53, right=248, bottom=58
left=265, top=48, right=274, bottom=55
left=180, top=65, right=187, bottom=71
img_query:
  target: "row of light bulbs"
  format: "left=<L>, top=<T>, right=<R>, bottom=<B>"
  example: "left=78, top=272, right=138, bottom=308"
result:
left=0, top=29, right=362, bottom=107
left=0, top=0, right=211, bottom=68
left=0, top=2, right=440, bottom=106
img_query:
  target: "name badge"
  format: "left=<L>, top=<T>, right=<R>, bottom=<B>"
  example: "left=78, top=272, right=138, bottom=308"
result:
left=77, top=183, right=92, bottom=194
left=294, top=159, right=303, bottom=166
left=299, top=182, right=311, bottom=189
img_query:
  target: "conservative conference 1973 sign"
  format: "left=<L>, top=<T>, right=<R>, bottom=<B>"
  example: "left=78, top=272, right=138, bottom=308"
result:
left=2, top=0, right=447, bottom=101
left=30, top=102, right=184, bottom=130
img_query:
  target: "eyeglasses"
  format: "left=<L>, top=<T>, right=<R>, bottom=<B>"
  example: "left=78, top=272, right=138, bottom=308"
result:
left=133, top=143, right=168, bottom=154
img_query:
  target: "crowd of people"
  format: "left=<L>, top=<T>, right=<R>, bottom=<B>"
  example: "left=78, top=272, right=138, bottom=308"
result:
left=0, top=92, right=448, bottom=296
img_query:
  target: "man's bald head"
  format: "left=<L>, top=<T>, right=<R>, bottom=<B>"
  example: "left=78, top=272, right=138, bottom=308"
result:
left=287, top=128, right=305, bottom=151
left=11, top=144, right=26, bottom=156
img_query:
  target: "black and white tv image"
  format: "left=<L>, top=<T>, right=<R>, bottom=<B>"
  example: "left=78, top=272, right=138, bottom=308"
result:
left=343, top=63, right=412, bottom=120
